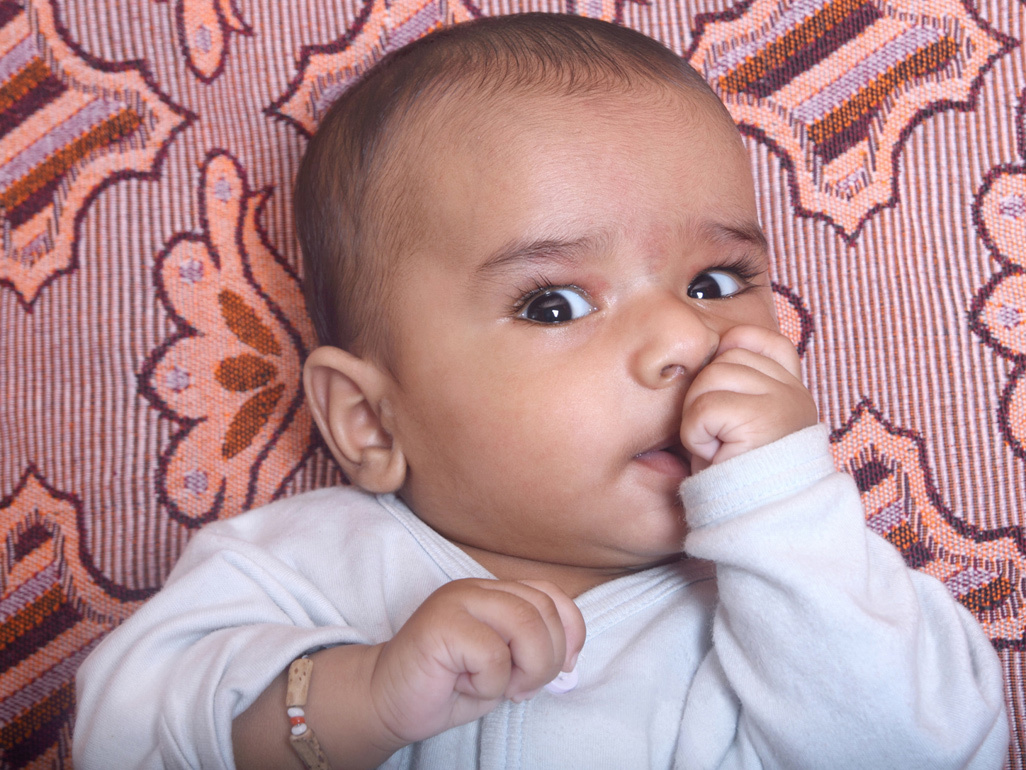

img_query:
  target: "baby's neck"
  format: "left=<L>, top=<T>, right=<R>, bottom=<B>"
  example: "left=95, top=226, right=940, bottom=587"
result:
left=455, top=542, right=669, bottom=599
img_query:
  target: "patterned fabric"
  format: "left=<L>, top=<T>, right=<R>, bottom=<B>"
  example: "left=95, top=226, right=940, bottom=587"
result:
left=0, top=0, right=1023, bottom=767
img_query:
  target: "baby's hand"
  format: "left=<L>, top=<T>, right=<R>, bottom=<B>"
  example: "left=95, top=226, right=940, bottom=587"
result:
left=681, top=325, right=818, bottom=474
left=368, top=578, right=585, bottom=750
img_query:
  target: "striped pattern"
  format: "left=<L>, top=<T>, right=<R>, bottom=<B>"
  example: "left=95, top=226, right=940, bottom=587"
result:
left=710, top=0, right=962, bottom=165
left=834, top=402, right=1026, bottom=641
left=716, top=0, right=881, bottom=97
left=693, top=0, right=1011, bottom=232
left=0, top=9, right=139, bottom=239
left=0, top=98, right=142, bottom=227
left=799, top=29, right=958, bottom=162
left=0, top=471, right=131, bottom=769
left=0, top=0, right=190, bottom=306
left=0, top=1, right=1024, bottom=767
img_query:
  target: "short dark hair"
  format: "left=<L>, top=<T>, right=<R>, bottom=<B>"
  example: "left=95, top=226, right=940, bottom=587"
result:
left=294, top=13, right=722, bottom=357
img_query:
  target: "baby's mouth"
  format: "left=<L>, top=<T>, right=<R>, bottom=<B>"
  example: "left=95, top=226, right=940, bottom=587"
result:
left=634, top=441, right=691, bottom=479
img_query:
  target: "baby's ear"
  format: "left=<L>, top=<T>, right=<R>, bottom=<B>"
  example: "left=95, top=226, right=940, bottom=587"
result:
left=303, top=346, right=406, bottom=493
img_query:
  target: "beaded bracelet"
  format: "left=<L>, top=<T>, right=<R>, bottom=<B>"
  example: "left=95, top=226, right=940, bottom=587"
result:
left=286, top=656, right=332, bottom=770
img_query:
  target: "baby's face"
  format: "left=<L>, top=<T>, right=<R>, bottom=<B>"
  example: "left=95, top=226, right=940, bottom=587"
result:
left=377, top=86, right=778, bottom=592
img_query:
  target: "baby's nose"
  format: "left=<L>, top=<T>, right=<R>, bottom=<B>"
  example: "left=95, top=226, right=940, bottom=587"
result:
left=631, top=294, right=720, bottom=389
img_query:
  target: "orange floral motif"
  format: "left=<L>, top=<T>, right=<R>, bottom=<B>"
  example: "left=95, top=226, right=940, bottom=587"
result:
left=688, top=0, right=1013, bottom=241
left=832, top=401, right=1026, bottom=644
left=0, top=0, right=192, bottom=308
left=170, top=0, right=253, bottom=83
left=270, top=0, right=479, bottom=136
left=139, top=151, right=316, bottom=526
left=0, top=468, right=143, bottom=767
left=971, top=140, right=1026, bottom=462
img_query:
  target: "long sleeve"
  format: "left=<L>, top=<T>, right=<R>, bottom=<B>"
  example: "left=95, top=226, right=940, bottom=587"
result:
left=675, top=425, right=1008, bottom=769
left=72, top=489, right=464, bottom=770
left=74, top=523, right=361, bottom=769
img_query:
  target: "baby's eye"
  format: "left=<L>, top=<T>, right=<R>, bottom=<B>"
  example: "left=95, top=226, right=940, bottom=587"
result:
left=518, top=287, right=596, bottom=324
left=687, top=270, right=745, bottom=300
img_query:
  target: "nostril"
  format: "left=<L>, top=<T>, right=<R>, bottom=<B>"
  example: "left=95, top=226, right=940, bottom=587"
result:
left=660, top=364, right=685, bottom=380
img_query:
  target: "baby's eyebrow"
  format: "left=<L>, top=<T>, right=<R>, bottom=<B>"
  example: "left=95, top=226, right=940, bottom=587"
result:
left=703, top=221, right=769, bottom=252
left=472, top=223, right=767, bottom=283
left=473, top=235, right=596, bottom=281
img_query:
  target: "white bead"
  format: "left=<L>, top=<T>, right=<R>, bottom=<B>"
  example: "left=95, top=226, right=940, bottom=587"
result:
left=287, top=706, right=305, bottom=718
left=544, top=664, right=580, bottom=694
left=291, top=723, right=308, bottom=737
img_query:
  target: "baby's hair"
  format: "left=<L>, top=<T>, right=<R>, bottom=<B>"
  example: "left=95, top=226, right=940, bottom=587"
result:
left=295, top=13, right=723, bottom=359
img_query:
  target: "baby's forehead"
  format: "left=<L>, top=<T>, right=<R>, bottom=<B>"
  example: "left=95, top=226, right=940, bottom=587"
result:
left=378, top=81, right=751, bottom=239
left=391, top=75, right=720, bottom=159
left=379, top=75, right=743, bottom=223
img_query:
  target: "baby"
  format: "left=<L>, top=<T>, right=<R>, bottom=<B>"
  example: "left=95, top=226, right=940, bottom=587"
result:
left=74, top=13, right=1008, bottom=770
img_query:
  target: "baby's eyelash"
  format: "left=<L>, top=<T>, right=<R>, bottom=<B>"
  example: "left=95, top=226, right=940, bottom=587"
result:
left=509, top=275, right=566, bottom=313
left=506, top=255, right=765, bottom=315
left=709, top=253, right=766, bottom=284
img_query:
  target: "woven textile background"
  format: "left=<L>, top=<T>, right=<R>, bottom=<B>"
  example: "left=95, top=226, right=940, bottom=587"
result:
left=1, top=0, right=1025, bottom=767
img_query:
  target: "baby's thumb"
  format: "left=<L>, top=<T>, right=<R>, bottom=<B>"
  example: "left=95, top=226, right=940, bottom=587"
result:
left=518, top=579, right=586, bottom=671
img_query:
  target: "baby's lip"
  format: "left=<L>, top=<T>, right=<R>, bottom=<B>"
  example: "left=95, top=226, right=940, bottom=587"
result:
left=636, top=433, right=689, bottom=458
left=633, top=438, right=691, bottom=478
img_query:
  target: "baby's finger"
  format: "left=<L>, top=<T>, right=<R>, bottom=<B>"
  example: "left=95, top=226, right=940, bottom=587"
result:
left=716, top=325, right=802, bottom=379
left=680, top=389, right=739, bottom=463
left=681, top=354, right=805, bottom=433
left=683, top=359, right=789, bottom=414
left=517, top=580, right=586, bottom=672
left=462, top=582, right=572, bottom=700
left=703, top=347, right=798, bottom=388
left=445, top=614, right=514, bottom=702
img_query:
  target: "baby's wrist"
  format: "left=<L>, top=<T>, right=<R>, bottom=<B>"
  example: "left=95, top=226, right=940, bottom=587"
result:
left=305, top=644, right=409, bottom=770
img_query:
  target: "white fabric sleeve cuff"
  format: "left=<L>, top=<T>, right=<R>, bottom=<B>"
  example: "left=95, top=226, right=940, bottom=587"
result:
left=679, top=424, right=836, bottom=530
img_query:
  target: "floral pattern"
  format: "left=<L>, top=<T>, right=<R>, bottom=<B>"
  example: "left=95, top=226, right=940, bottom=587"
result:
left=170, top=0, right=253, bottom=83
left=139, top=151, right=316, bottom=525
left=1, top=2, right=1025, bottom=767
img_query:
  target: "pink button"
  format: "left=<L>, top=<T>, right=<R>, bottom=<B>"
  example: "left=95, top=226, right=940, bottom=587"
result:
left=544, top=665, right=579, bottom=694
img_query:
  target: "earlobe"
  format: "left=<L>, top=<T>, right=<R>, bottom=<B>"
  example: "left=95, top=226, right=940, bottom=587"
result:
left=303, top=346, right=407, bottom=493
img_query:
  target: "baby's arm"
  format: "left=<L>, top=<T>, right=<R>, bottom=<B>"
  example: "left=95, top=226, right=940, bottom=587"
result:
left=233, top=579, right=584, bottom=769
left=73, top=500, right=583, bottom=770
left=675, top=326, right=1007, bottom=767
